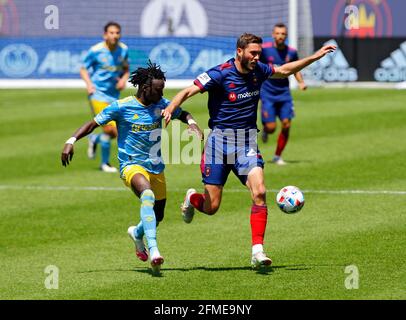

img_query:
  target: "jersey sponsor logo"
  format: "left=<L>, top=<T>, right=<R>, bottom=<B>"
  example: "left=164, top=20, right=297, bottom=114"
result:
left=149, top=42, right=190, bottom=77
left=0, top=44, right=38, bottom=77
left=228, top=90, right=259, bottom=102
left=131, top=121, right=161, bottom=133
left=237, top=90, right=259, bottom=99
left=140, top=0, right=208, bottom=37
left=228, top=92, right=237, bottom=102
left=197, top=72, right=211, bottom=86
left=302, top=39, right=358, bottom=82
left=374, top=41, right=406, bottom=82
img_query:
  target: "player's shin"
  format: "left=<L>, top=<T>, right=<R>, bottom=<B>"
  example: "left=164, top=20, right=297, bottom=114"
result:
left=134, top=221, right=144, bottom=238
left=275, top=130, right=289, bottom=157
left=250, top=204, right=268, bottom=252
left=140, top=189, right=159, bottom=258
left=100, top=133, right=111, bottom=164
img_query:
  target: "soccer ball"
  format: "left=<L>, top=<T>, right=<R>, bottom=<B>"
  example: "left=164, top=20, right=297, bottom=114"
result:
left=276, top=186, right=305, bottom=214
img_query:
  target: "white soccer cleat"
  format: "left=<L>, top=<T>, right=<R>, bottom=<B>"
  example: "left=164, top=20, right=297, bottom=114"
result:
left=87, top=136, right=97, bottom=159
left=150, top=254, right=164, bottom=274
left=251, top=251, right=273, bottom=269
left=127, top=226, right=148, bottom=262
left=181, top=188, right=196, bottom=224
left=100, top=163, right=118, bottom=173
left=272, top=156, right=287, bottom=166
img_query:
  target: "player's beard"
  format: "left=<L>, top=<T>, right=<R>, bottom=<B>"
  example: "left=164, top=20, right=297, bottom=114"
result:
left=241, top=55, right=256, bottom=72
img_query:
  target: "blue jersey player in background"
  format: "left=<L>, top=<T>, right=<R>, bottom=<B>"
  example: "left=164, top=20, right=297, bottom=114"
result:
left=80, top=21, right=130, bottom=173
left=62, top=62, right=203, bottom=274
left=162, top=33, right=335, bottom=270
left=260, top=23, right=307, bottom=165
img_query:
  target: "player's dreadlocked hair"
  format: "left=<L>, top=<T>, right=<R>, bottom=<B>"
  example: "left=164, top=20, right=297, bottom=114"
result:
left=129, top=60, right=166, bottom=88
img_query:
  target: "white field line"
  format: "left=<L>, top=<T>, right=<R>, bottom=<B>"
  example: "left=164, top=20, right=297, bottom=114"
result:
left=0, top=185, right=406, bottom=195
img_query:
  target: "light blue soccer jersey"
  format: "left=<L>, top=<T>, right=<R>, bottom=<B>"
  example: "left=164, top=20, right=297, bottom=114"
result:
left=94, top=96, right=182, bottom=174
left=82, top=41, right=129, bottom=103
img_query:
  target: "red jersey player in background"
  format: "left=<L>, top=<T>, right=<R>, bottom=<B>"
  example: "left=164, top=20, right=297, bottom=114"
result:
left=260, top=23, right=307, bottom=165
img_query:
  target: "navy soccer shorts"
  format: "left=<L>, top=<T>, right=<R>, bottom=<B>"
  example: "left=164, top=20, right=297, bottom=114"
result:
left=200, top=129, right=264, bottom=186
left=261, top=100, right=295, bottom=124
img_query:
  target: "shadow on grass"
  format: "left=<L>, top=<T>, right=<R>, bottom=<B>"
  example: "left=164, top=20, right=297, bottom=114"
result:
left=78, top=264, right=318, bottom=277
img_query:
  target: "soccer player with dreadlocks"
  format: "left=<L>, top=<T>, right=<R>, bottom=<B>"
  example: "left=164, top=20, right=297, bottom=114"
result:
left=61, top=61, right=203, bottom=274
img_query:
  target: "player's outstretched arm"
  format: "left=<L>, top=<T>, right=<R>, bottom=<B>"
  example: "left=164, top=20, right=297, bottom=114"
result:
left=177, top=110, right=204, bottom=141
left=161, top=84, right=201, bottom=126
left=271, top=45, right=336, bottom=79
left=61, top=120, right=100, bottom=167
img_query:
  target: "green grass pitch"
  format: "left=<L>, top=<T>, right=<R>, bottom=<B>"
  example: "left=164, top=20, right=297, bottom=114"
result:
left=0, top=88, right=405, bottom=300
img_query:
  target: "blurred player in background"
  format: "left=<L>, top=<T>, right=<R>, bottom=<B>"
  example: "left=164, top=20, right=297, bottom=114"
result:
left=260, top=23, right=307, bottom=165
left=62, top=62, right=203, bottom=274
left=162, top=33, right=335, bottom=269
left=80, top=21, right=130, bottom=172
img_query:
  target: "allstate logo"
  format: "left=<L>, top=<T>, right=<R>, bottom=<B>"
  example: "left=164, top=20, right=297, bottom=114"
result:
left=0, top=44, right=38, bottom=77
left=149, top=43, right=190, bottom=77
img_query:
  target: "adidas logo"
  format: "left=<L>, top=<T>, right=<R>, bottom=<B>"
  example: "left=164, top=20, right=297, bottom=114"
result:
left=374, top=41, right=406, bottom=82
left=303, top=39, right=358, bottom=82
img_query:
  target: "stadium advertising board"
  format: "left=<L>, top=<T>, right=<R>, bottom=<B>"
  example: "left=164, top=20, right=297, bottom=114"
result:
left=1, top=37, right=405, bottom=82
left=0, top=38, right=234, bottom=79
left=311, top=0, right=405, bottom=38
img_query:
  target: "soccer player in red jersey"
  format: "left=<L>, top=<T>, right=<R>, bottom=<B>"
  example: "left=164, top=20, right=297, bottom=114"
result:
left=162, top=33, right=335, bottom=269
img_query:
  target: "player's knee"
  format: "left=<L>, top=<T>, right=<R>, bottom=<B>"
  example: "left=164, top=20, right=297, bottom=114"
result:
left=205, top=200, right=220, bottom=215
left=281, top=120, right=291, bottom=130
left=252, top=186, right=267, bottom=205
left=264, top=123, right=276, bottom=134
left=205, top=206, right=219, bottom=215
left=140, top=189, right=155, bottom=206
left=99, top=133, right=111, bottom=145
